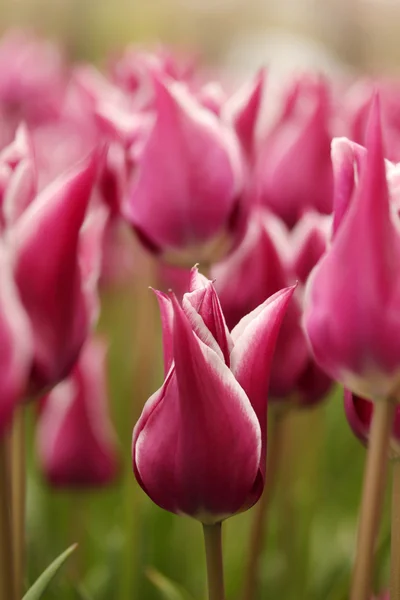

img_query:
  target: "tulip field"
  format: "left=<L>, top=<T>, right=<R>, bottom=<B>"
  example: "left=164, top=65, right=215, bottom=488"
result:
left=0, top=26, right=399, bottom=600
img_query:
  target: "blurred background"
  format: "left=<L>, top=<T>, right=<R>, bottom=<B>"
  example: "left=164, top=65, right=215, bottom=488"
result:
left=1, top=0, right=398, bottom=74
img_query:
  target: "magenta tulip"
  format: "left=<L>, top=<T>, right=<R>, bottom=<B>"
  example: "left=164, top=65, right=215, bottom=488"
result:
left=132, top=267, right=294, bottom=522
left=12, top=155, right=98, bottom=394
left=212, top=210, right=309, bottom=398
left=125, top=77, right=244, bottom=265
left=37, top=336, right=119, bottom=487
left=304, top=97, right=400, bottom=401
left=254, top=76, right=333, bottom=227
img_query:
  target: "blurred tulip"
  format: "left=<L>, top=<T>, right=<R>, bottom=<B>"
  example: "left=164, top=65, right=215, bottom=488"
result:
left=254, top=76, right=333, bottom=227
left=212, top=210, right=309, bottom=399
left=0, top=29, right=66, bottom=137
left=12, top=155, right=98, bottom=395
left=304, top=97, right=400, bottom=401
left=0, top=242, right=32, bottom=434
left=344, top=390, right=400, bottom=459
left=125, top=77, right=245, bottom=265
left=0, top=124, right=37, bottom=229
left=132, top=267, right=294, bottom=522
left=37, top=337, right=119, bottom=487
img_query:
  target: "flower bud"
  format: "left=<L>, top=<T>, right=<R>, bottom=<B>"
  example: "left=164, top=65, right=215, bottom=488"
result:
left=133, top=267, right=294, bottom=522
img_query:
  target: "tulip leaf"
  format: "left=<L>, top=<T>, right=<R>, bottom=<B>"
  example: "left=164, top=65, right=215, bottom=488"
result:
left=23, top=544, right=77, bottom=600
left=146, top=567, right=196, bottom=600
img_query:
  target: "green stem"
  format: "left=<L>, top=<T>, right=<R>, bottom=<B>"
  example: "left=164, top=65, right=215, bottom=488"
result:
left=391, top=460, right=400, bottom=600
left=203, top=523, right=225, bottom=600
left=11, top=406, right=26, bottom=599
left=0, top=436, right=15, bottom=600
left=350, top=398, right=395, bottom=600
left=242, top=409, right=287, bottom=600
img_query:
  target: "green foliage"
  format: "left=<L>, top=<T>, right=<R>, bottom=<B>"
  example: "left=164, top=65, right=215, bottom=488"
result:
left=23, top=545, right=77, bottom=600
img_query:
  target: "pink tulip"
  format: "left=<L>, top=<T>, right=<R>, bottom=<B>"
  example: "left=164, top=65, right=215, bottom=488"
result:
left=0, top=242, right=32, bottom=434
left=132, top=266, right=294, bottom=522
left=254, top=76, right=333, bottom=227
left=125, top=77, right=244, bottom=265
left=0, top=124, right=37, bottom=228
left=212, top=210, right=309, bottom=399
left=344, top=390, right=400, bottom=458
left=304, top=97, right=400, bottom=401
left=12, top=154, right=99, bottom=395
left=37, top=337, right=119, bottom=487
left=0, top=29, right=66, bottom=132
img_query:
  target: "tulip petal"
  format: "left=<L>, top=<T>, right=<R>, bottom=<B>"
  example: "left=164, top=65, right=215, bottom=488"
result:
left=230, top=286, right=295, bottom=468
left=152, top=289, right=174, bottom=375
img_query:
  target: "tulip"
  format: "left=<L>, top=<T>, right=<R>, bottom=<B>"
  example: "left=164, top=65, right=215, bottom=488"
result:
left=132, top=266, right=294, bottom=522
left=37, top=336, right=119, bottom=487
left=254, top=76, right=333, bottom=227
left=0, top=242, right=31, bottom=434
left=12, top=154, right=98, bottom=395
left=125, top=77, right=245, bottom=265
left=344, top=390, right=400, bottom=453
left=304, top=97, right=400, bottom=402
left=0, top=29, right=66, bottom=131
left=212, top=210, right=309, bottom=399
left=0, top=124, right=37, bottom=228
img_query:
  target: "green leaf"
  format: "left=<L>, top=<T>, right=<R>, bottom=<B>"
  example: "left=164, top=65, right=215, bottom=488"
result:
left=146, top=567, right=196, bottom=600
left=23, top=544, right=77, bottom=600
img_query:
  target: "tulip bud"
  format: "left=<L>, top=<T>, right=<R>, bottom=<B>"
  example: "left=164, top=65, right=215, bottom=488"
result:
left=304, top=97, right=400, bottom=401
left=37, top=336, right=119, bottom=487
left=254, top=77, right=333, bottom=227
left=125, top=78, right=244, bottom=266
left=12, top=155, right=98, bottom=395
left=0, top=242, right=32, bottom=434
left=132, top=267, right=294, bottom=522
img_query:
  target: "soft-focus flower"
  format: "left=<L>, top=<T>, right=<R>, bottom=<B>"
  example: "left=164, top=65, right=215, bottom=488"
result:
left=37, top=336, right=119, bottom=487
left=344, top=390, right=400, bottom=459
left=12, top=155, right=99, bottom=395
left=0, top=124, right=36, bottom=228
left=254, top=76, right=333, bottom=227
left=132, top=266, right=294, bottom=523
left=0, top=29, right=66, bottom=141
left=212, top=210, right=309, bottom=399
left=0, top=242, right=32, bottom=434
left=125, top=77, right=245, bottom=265
left=304, top=97, right=400, bottom=401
